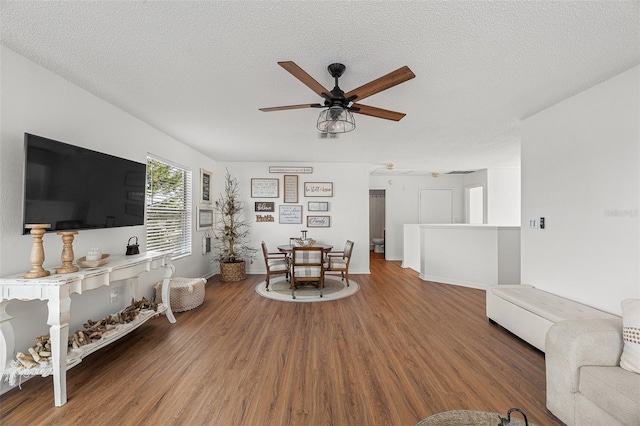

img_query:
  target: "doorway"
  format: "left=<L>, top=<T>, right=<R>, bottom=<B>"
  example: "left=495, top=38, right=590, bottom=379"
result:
left=369, top=190, right=385, bottom=253
left=465, top=185, right=484, bottom=224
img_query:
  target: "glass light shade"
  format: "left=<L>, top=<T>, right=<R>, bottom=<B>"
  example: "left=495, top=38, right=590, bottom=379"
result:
left=317, top=106, right=356, bottom=133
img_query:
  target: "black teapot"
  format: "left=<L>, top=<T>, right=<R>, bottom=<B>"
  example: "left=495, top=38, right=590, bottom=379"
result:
left=126, top=236, right=140, bottom=255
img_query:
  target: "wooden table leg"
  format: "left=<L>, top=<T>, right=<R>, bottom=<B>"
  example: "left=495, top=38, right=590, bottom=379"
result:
left=47, top=286, right=71, bottom=406
left=0, top=300, right=15, bottom=382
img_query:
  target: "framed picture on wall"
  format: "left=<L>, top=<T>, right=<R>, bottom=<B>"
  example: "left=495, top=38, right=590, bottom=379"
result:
left=308, top=201, right=328, bottom=212
left=251, top=178, right=279, bottom=198
left=197, top=207, right=214, bottom=230
left=255, top=201, right=275, bottom=212
left=283, top=175, right=298, bottom=203
left=307, top=215, right=330, bottom=228
left=200, top=169, right=212, bottom=204
left=279, top=205, right=303, bottom=224
left=304, top=182, right=333, bottom=197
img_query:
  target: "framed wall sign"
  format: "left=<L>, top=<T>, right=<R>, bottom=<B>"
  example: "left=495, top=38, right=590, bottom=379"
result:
left=283, top=175, right=298, bottom=203
left=307, top=215, right=330, bottom=228
left=308, top=201, right=329, bottom=212
left=197, top=207, right=214, bottom=230
left=304, top=182, right=333, bottom=197
left=251, top=178, right=279, bottom=198
left=255, top=201, right=275, bottom=212
left=200, top=169, right=212, bottom=204
left=269, top=166, right=313, bottom=174
left=202, top=232, right=212, bottom=255
left=256, top=214, right=275, bottom=222
left=279, top=205, right=303, bottom=224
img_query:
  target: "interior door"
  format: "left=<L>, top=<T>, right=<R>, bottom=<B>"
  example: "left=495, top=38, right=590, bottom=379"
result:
left=419, top=188, right=453, bottom=224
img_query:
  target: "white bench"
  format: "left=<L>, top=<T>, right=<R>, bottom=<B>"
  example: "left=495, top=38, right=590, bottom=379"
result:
left=486, top=285, right=619, bottom=352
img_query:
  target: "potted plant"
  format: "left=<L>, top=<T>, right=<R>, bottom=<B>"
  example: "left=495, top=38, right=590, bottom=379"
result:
left=212, top=169, right=256, bottom=281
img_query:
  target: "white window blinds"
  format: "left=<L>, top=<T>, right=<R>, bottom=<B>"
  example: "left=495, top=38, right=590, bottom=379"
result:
left=146, top=156, right=192, bottom=258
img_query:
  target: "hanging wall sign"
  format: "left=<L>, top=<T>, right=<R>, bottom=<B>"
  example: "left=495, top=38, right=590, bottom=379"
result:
left=269, top=166, right=313, bottom=174
left=251, top=178, right=279, bottom=198
left=279, top=205, right=303, bottom=224
left=307, top=215, right=330, bottom=228
left=256, top=214, right=275, bottom=222
left=255, top=202, right=275, bottom=212
left=283, top=175, right=298, bottom=203
left=304, top=182, right=333, bottom=197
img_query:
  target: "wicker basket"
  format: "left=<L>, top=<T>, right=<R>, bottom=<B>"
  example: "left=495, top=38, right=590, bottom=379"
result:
left=155, top=277, right=206, bottom=312
left=220, top=260, right=246, bottom=282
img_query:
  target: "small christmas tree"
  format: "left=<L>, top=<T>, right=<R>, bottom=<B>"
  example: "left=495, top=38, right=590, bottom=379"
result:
left=212, top=170, right=256, bottom=266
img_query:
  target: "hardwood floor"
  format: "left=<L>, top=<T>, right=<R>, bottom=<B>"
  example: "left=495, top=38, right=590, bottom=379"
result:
left=1, top=252, right=563, bottom=425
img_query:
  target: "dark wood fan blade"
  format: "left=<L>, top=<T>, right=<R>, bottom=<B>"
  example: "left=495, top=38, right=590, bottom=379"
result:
left=345, top=66, right=415, bottom=103
left=278, top=61, right=334, bottom=99
left=350, top=103, right=406, bottom=121
left=259, top=103, right=323, bottom=112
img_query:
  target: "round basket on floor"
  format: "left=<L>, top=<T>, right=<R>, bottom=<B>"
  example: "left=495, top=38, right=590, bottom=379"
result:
left=155, top=277, right=206, bottom=312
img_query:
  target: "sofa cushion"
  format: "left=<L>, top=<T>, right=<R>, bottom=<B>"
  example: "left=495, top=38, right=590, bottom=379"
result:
left=620, top=298, right=640, bottom=374
left=490, top=286, right=617, bottom=323
left=579, top=366, right=640, bottom=426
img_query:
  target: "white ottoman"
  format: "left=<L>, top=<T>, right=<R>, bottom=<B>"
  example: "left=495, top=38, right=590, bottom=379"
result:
left=155, top=277, right=206, bottom=312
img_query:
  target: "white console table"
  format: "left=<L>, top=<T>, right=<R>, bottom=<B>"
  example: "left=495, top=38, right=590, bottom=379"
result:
left=0, top=251, right=176, bottom=406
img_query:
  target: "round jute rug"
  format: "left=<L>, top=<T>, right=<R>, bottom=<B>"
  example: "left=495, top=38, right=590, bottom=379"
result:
left=255, top=276, right=359, bottom=302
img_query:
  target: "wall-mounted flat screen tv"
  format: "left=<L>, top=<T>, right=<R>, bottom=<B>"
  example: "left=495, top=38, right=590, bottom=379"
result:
left=23, top=133, right=146, bottom=234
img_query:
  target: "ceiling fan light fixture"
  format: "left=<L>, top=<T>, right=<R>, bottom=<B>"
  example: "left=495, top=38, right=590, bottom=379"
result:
left=317, top=106, right=355, bottom=134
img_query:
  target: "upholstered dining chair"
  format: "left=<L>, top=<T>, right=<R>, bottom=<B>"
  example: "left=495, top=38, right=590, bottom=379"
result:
left=325, top=240, right=354, bottom=286
left=261, top=241, right=289, bottom=290
left=290, top=246, right=325, bottom=299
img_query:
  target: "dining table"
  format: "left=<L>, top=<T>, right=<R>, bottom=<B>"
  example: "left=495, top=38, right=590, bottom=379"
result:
left=277, top=244, right=333, bottom=254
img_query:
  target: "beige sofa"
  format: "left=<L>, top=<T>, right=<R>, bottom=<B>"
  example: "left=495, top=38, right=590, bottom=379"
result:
left=545, top=318, right=640, bottom=426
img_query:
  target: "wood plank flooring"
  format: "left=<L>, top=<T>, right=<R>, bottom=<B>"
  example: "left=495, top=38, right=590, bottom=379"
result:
left=0, top=253, right=563, bottom=425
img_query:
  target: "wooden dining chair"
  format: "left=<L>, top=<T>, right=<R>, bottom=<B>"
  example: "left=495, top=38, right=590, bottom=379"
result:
left=290, top=246, right=325, bottom=299
left=325, top=240, right=354, bottom=286
left=261, top=241, right=290, bottom=290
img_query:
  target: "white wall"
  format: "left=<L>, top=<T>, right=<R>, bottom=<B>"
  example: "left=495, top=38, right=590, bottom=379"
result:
left=521, top=65, right=639, bottom=316
left=219, top=162, right=370, bottom=274
left=402, top=224, right=421, bottom=271
left=419, top=224, right=521, bottom=288
left=463, top=169, right=489, bottom=223
left=0, top=46, right=217, bottom=386
left=369, top=174, right=466, bottom=260
left=487, top=169, right=521, bottom=225
left=372, top=169, right=521, bottom=261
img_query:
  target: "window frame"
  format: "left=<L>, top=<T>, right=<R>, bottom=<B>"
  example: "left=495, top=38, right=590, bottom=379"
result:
left=145, top=154, right=192, bottom=259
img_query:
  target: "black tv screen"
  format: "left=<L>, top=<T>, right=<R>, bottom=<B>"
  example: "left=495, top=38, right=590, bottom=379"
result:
left=23, top=133, right=146, bottom=234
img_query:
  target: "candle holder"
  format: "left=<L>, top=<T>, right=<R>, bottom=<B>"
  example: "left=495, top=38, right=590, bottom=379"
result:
left=56, top=230, right=79, bottom=274
left=23, top=224, right=51, bottom=279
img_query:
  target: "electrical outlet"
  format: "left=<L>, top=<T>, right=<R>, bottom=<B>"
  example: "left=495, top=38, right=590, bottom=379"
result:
left=110, top=290, right=119, bottom=304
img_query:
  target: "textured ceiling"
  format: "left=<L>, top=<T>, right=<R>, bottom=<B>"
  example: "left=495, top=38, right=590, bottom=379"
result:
left=2, top=1, right=639, bottom=175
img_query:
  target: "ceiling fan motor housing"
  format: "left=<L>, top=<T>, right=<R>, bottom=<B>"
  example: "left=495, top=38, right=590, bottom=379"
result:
left=328, top=63, right=346, bottom=78
left=324, top=63, right=348, bottom=107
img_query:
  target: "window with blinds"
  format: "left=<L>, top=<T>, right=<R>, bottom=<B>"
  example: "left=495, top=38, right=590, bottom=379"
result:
left=146, top=156, right=192, bottom=258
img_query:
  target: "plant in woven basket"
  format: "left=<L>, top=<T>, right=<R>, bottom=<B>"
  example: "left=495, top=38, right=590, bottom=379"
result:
left=212, top=170, right=256, bottom=280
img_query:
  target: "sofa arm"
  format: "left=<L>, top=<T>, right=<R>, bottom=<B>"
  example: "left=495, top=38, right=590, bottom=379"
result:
left=545, top=318, right=623, bottom=425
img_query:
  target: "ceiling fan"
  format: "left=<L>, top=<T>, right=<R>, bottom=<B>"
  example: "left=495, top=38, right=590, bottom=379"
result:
left=259, top=61, right=415, bottom=133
